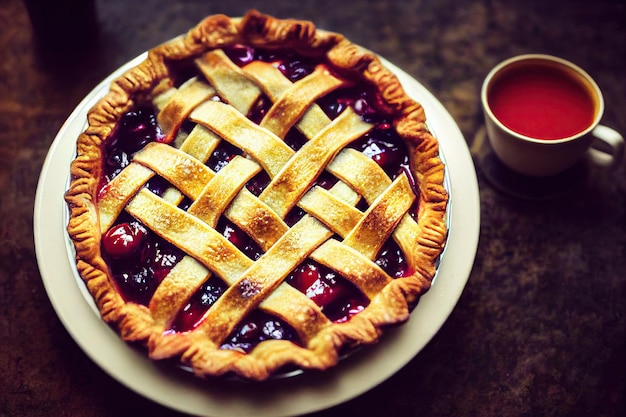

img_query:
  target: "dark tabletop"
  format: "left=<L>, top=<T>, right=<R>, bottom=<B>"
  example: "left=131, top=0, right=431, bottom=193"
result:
left=1, top=0, right=624, bottom=416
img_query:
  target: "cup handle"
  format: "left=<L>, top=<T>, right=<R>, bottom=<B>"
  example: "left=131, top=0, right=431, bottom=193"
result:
left=588, top=124, right=625, bottom=169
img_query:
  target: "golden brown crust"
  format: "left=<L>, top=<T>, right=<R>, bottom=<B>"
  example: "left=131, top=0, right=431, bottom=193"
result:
left=65, top=10, right=448, bottom=381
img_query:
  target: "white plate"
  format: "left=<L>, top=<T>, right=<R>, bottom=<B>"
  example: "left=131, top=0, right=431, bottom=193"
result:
left=34, top=52, right=480, bottom=417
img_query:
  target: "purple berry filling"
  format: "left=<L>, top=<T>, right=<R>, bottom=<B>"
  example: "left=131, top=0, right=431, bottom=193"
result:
left=102, top=215, right=185, bottom=306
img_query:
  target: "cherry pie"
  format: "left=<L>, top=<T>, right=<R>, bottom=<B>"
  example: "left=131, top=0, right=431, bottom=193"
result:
left=65, top=10, right=448, bottom=380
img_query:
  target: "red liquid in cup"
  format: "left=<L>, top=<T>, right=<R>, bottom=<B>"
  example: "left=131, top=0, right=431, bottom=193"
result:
left=487, top=64, right=597, bottom=140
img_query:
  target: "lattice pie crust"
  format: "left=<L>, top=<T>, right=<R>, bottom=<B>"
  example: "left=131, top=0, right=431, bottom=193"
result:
left=65, top=10, right=448, bottom=380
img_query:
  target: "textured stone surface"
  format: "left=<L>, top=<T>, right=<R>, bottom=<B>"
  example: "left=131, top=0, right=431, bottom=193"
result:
left=1, top=0, right=624, bottom=416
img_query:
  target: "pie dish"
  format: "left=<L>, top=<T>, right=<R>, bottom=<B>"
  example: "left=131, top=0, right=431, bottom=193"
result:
left=64, top=10, right=449, bottom=381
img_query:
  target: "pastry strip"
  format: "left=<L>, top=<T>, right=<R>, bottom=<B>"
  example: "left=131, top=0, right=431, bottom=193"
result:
left=127, top=190, right=330, bottom=343
left=98, top=163, right=155, bottom=232
left=259, top=109, right=373, bottom=218
left=259, top=69, right=344, bottom=138
left=199, top=215, right=334, bottom=344
left=298, top=186, right=363, bottom=238
left=157, top=78, right=216, bottom=141
left=343, top=173, right=415, bottom=259
left=187, top=155, right=261, bottom=226
left=309, top=239, right=392, bottom=299
left=195, top=49, right=262, bottom=115
left=179, top=124, right=222, bottom=162
left=126, top=189, right=251, bottom=282
left=327, top=148, right=425, bottom=263
left=189, top=100, right=293, bottom=178
left=133, top=142, right=213, bottom=199
left=149, top=256, right=211, bottom=328
left=243, top=61, right=334, bottom=138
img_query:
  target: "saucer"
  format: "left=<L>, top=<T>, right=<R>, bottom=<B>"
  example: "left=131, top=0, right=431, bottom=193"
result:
left=473, top=127, right=588, bottom=200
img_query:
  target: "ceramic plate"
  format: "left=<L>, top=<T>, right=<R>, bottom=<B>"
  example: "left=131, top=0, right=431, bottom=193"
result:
left=34, top=51, right=479, bottom=417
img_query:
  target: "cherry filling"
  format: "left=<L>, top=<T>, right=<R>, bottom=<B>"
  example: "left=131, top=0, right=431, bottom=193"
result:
left=99, top=47, right=420, bottom=352
left=102, top=215, right=185, bottom=306
left=170, top=275, right=227, bottom=331
left=286, top=261, right=368, bottom=323
left=100, top=107, right=164, bottom=193
left=168, top=277, right=299, bottom=353
left=217, top=217, right=264, bottom=261
left=206, top=140, right=242, bottom=172
left=221, top=310, right=298, bottom=353
left=376, top=239, right=413, bottom=278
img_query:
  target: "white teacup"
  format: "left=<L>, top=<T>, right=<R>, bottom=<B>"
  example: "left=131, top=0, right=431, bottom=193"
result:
left=481, top=54, right=624, bottom=177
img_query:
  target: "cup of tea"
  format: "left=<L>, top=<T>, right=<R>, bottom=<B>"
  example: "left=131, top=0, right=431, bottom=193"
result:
left=481, top=54, right=624, bottom=177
